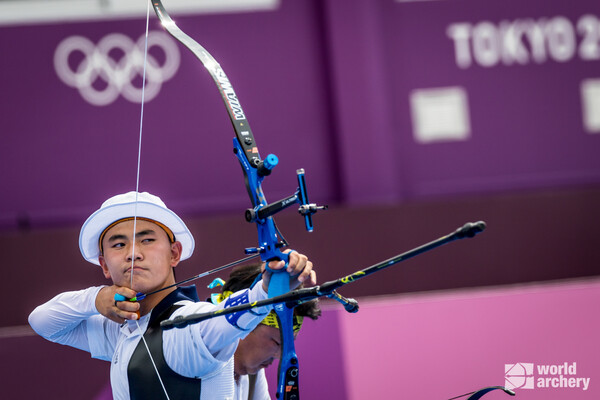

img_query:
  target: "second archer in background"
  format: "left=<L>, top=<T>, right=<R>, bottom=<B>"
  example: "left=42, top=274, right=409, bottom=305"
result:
left=209, top=263, right=321, bottom=399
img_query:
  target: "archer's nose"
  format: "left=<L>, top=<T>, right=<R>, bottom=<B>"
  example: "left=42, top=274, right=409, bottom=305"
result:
left=126, top=249, right=143, bottom=262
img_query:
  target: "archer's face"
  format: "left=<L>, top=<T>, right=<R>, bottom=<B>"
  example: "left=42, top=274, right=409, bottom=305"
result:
left=98, top=219, right=181, bottom=293
left=235, top=324, right=282, bottom=376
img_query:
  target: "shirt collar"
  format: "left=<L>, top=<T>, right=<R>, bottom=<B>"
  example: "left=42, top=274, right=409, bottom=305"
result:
left=148, top=285, right=199, bottom=326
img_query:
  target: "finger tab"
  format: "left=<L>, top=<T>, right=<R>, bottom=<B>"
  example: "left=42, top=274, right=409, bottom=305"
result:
left=114, top=293, right=127, bottom=302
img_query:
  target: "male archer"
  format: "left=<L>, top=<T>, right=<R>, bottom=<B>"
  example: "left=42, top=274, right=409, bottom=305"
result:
left=29, top=191, right=317, bottom=400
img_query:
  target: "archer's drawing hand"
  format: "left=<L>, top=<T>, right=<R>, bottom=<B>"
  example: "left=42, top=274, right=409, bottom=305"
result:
left=96, top=286, right=140, bottom=323
left=262, top=250, right=317, bottom=292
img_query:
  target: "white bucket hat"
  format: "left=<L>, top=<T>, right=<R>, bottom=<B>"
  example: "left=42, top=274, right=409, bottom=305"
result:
left=79, top=191, right=195, bottom=265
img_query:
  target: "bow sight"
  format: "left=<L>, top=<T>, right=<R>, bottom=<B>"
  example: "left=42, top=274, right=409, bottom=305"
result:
left=241, top=166, right=328, bottom=235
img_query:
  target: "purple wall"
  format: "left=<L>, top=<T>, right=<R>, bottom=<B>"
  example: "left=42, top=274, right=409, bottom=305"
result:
left=379, top=0, right=600, bottom=198
left=322, top=279, right=600, bottom=400
left=0, top=0, right=337, bottom=228
left=1, top=0, right=599, bottom=229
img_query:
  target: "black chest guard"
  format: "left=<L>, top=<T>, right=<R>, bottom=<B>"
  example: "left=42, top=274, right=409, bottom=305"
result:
left=128, top=286, right=201, bottom=400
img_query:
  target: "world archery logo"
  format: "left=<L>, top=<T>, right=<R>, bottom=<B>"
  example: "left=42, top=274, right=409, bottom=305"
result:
left=504, top=362, right=591, bottom=391
left=505, top=363, right=535, bottom=390
left=54, top=31, right=180, bottom=106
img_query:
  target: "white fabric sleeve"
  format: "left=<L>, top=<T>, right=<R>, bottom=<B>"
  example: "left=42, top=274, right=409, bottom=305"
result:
left=163, top=282, right=271, bottom=378
left=28, top=286, right=117, bottom=360
left=235, top=370, right=271, bottom=400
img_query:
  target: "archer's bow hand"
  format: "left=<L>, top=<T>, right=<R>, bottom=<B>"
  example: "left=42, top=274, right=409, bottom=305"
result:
left=96, top=286, right=140, bottom=323
left=261, top=250, right=317, bottom=292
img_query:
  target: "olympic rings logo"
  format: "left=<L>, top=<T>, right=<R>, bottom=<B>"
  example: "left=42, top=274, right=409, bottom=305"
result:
left=54, top=31, right=180, bottom=106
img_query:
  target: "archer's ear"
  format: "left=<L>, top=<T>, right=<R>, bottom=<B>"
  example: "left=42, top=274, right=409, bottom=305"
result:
left=170, top=241, right=183, bottom=267
left=98, top=256, right=111, bottom=279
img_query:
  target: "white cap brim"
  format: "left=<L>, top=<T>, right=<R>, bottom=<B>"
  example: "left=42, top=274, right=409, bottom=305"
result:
left=79, top=196, right=194, bottom=266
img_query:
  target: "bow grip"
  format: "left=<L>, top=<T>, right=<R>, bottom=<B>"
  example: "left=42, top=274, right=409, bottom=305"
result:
left=265, top=250, right=300, bottom=400
left=265, top=250, right=292, bottom=298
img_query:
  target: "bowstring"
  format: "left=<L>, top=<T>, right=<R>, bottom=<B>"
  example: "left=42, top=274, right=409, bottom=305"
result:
left=131, top=1, right=171, bottom=398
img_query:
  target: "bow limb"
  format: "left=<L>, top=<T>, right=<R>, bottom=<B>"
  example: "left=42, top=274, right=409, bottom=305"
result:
left=448, top=386, right=515, bottom=400
left=152, top=0, right=260, bottom=166
left=466, top=387, right=515, bottom=400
